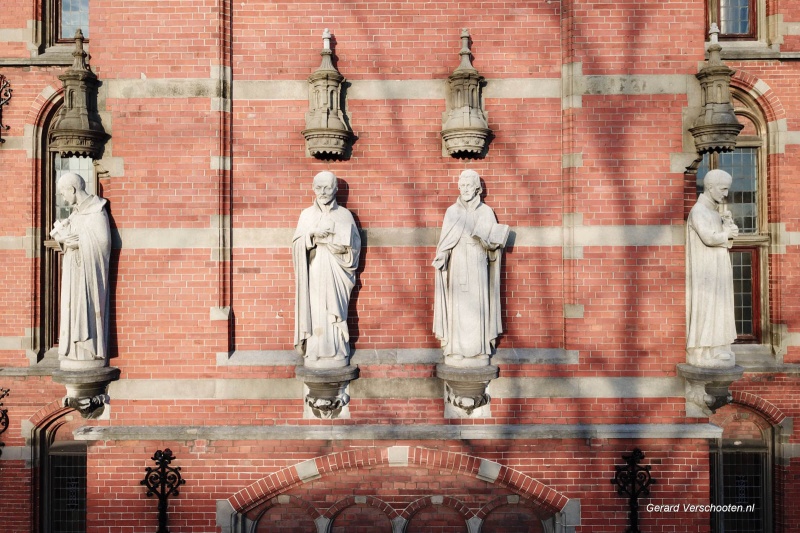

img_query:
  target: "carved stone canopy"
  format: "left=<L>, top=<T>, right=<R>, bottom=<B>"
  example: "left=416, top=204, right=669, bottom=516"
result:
left=689, top=24, right=743, bottom=154
left=302, top=29, right=353, bottom=159
left=441, top=29, right=492, bottom=158
left=49, top=30, right=109, bottom=160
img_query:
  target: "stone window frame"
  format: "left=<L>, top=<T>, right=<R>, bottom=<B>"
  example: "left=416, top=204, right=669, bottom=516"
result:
left=40, top=0, right=90, bottom=53
left=697, top=90, right=769, bottom=346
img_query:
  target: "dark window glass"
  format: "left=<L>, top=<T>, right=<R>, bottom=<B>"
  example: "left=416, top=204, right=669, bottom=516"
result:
left=708, top=0, right=756, bottom=39
left=49, top=451, right=87, bottom=532
left=697, top=148, right=758, bottom=234
left=60, top=0, right=89, bottom=40
left=731, top=250, right=754, bottom=337
left=720, top=0, right=751, bottom=35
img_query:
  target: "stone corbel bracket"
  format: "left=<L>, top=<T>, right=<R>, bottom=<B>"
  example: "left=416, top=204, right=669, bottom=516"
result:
left=301, top=28, right=354, bottom=160
left=441, top=29, right=493, bottom=159
left=52, top=366, right=121, bottom=419
left=689, top=24, right=743, bottom=154
left=676, top=363, right=744, bottom=417
left=295, top=364, right=359, bottom=419
left=436, top=364, right=499, bottom=416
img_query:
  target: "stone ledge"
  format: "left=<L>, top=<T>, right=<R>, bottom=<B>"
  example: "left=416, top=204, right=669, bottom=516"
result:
left=73, top=423, right=724, bottom=442
left=217, top=348, right=578, bottom=367
left=108, top=375, right=681, bottom=400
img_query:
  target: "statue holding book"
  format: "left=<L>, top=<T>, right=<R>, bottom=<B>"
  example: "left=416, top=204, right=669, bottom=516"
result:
left=433, top=170, right=509, bottom=367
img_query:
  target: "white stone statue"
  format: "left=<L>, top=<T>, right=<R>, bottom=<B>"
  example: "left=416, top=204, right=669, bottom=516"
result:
left=292, top=171, right=361, bottom=368
left=687, top=169, right=739, bottom=368
left=50, top=172, right=111, bottom=367
left=433, top=170, right=509, bottom=367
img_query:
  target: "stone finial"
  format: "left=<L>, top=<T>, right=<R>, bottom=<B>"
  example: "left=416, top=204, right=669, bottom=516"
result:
left=457, top=28, right=473, bottom=71
left=442, top=29, right=492, bottom=158
left=49, top=30, right=110, bottom=159
left=301, top=29, right=354, bottom=159
left=689, top=24, right=743, bottom=154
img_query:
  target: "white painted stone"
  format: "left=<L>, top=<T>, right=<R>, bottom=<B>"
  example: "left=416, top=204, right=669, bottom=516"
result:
left=477, top=459, right=502, bottom=482
left=387, top=446, right=409, bottom=467
left=50, top=173, right=111, bottom=369
left=433, top=170, right=507, bottom=367
left=293, top=172, right=360, bottom=367
left=686, top=170, right=738, bottom=369
left=295, top=459, right=320, bottom=481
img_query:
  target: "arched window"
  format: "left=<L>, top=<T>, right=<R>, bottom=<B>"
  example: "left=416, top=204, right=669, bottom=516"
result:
left=710, top=405, right=773, bottom=532
left=696, top=90, right=768, bottom=346
left=40, top=106, right=96, bottom=357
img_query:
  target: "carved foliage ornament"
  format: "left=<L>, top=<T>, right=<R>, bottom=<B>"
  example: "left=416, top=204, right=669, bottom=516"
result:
left=49, top=30, right=109, bottom=159
left=0, top=74, right=11, bottom=144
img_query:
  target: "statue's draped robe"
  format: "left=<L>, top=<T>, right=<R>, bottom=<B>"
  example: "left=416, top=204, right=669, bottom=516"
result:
left=58, top=195, right=111, bottom=361
left=433, top=197, right=502, bottom=358
left=293, top=200, right=360, bottom=360
left=686, top=194, right=737, bottom=350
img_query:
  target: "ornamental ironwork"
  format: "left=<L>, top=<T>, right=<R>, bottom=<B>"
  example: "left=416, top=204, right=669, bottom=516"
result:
left=141, top=449, right=186, bottom=533
left=0, top=75, right=11, bottom=144
left=611, top=448, right=656, bottom=533
left=0, top=388, right=9, bottom=459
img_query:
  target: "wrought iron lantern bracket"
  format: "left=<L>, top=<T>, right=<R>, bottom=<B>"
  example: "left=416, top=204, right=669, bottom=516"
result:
left=141, top=448, right=186, bottom=533
left=0, top=75, right=11, bottom=144
left=0, top=388, right=9, bottom=459
left=611, top=448, right=656, bottom=533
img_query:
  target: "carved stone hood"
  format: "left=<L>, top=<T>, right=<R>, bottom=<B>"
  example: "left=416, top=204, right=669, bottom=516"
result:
left=689, top=24, right=743, bottom=154
left=302, top=29, right=353, bottom=159
left=49, top=30, right=109, bottom=159
left=441, top=29, right=492, bottom=158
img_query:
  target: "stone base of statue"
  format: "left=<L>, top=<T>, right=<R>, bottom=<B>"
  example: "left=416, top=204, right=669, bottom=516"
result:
left=686, top=345, right=736, bottom=369
left=52, top=365, right=120, bottom=419
left=677, top=363, right=744, bottom=417
left=295, top=364, right=359, bottom=420
left=436, top=363, right=499, bottom=417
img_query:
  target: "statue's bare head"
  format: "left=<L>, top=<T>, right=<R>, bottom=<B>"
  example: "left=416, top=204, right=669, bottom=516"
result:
left=313, top=171, right=338, bottom=206
left=57, top=172, right=88, bottom=206
left=458, top=169, right=482, bottom=203
left=703, top=169, right=733, bottom=205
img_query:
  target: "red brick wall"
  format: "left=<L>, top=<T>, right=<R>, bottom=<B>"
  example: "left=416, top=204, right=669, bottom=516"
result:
left=82, top=439, right=710, bottom=533
left=1, top=0, right=799, bottom=532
